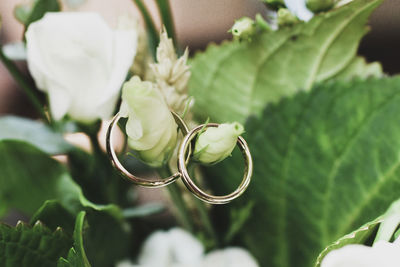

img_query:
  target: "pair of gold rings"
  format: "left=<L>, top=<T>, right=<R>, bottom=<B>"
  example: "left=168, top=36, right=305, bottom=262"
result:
left=106, top=111, right=253, bottom=205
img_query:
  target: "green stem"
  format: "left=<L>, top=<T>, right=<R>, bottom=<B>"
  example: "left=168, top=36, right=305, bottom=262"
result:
left=188, top=165, right=219, bottom=246
left=86, top=123, right=119, bottom=204
left=158, top=167, right=195, bottom=232
left=155, top=0, right=178, bottom=50
left=0, top=45, right=48, bottom=122
left=132, top=0, right=159, bottom=60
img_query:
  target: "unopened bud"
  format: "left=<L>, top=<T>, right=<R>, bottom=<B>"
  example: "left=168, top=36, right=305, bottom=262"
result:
left=193, top=122, right=244, bottom=165
left=277, top=8, right=299, bottom=26
left=120, top=76, right=177, bottom=167
left=229, top=17, right=256, bottom=41
left=306, top=0, right=335, bottom=12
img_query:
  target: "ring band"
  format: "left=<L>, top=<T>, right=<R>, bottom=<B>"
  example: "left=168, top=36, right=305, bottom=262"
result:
left=106, top=111, right=189, bottom=188
left=177, top=123, right=253, bottom=204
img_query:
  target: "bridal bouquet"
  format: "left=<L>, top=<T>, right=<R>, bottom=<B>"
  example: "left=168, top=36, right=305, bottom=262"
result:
left=1, top=0, right=400, bottom=266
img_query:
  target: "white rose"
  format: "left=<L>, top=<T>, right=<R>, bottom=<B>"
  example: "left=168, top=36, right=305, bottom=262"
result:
left=193, top=122, right=244, bottom=164
left=202, top=247, right=259, bottom=267
left=26, top=12, right=137, bottom=123
left=321, top=238, right=400, bottom=267
left=120, top=76, right=178, bottom=167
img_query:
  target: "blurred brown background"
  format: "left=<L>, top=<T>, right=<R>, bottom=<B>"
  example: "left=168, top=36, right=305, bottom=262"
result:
left=0, top=0, right=399, bottom=117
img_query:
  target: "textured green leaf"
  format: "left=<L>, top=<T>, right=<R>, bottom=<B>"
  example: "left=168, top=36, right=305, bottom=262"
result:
left=315, top=216, right=382, bottom=266
left=189, top=0, right=382, bottom=123
left=0, top=221, right=71, bottom=267
left=0, top=116, right=73, bottom=155
left=207, top=77, right=400, bottom=267
left=58, top=211, right=91, bottom=267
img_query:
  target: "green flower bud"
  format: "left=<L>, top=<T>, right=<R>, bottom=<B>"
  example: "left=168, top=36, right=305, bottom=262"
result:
left=120, top=76, right=178, bottom=167
left=277, top=8, right=299, bottom=27
left=306, top=0, right=335, bottom=12
left=229, top=17, right=256, bottom=41
left=193, top=122, right=245, bottom=165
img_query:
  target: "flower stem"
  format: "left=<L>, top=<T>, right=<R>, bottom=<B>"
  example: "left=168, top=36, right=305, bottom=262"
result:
left=158, top=167, right=195, bottom=233
left=0, top=45, right=48, bottom=122
left=132, top=0, right=159, bottom=60
left=188, top=165, right=219, bottom=247
left=155, top=0, right=178, bottom=50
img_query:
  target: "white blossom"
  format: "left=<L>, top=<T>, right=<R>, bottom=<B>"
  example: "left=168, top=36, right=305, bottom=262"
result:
left=116, top=228, right=259, bottom=267
left=26, top=12, right=137, bottom=123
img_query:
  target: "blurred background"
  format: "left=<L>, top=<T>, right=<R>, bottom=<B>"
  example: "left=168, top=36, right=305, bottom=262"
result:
left=0, top=0, right=399, bottom=117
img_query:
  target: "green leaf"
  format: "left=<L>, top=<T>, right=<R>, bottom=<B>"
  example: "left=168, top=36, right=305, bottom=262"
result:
left=315, top=216, right=382, bottom=267
left=15, top=0, right=60, bottom=29
left=207, top=77, right=400, bottom=267
left=189, top=0, right=383, bottom=123
left=0, top=140, right=75, bottom=215
left=0, top=140, right=120, bottom=217
left=14, top=5, right=32, bottom=25
left=30, top=200, right=75, bottom=235
left=0, top=221, right=71, bottom=267
left=83, top=210, right=131, bottom=267
left=58, top=211, right=91, bottom=267
left=334, top=56, right=383, bottom=81
left=0, top=116, right=73, bottom=155
left=122, top=203, right=165, bottom=218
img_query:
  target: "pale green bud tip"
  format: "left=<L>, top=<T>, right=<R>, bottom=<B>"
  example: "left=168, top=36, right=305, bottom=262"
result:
left=193, top=122, right=245, bottom=165
left=277, top=8, right=299, bottom=26
left=230, top=17, right=256, bottom=41
left=306, top=0, right=335, bottom=13
left=120, top=76, right=178, bottom=167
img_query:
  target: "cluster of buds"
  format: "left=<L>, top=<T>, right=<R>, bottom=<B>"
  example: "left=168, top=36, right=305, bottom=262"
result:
left=150, top=30, right=191, bottom=114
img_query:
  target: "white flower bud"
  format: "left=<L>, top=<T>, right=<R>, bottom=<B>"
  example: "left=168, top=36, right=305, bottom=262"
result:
left=120, top=76, right=177, bottom=167
left=193, top=122, right=244, bottom=165
left=230, top=17, right=256, bottom=41
left=26, top=12, right=137, bottom=123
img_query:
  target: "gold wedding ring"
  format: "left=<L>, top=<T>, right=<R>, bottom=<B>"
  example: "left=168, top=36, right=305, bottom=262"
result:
left=177, top=123, right=253, bottom=205
left=106, top=111, right=188, bottom=188
left=107, top=113, right=253, bottom=203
